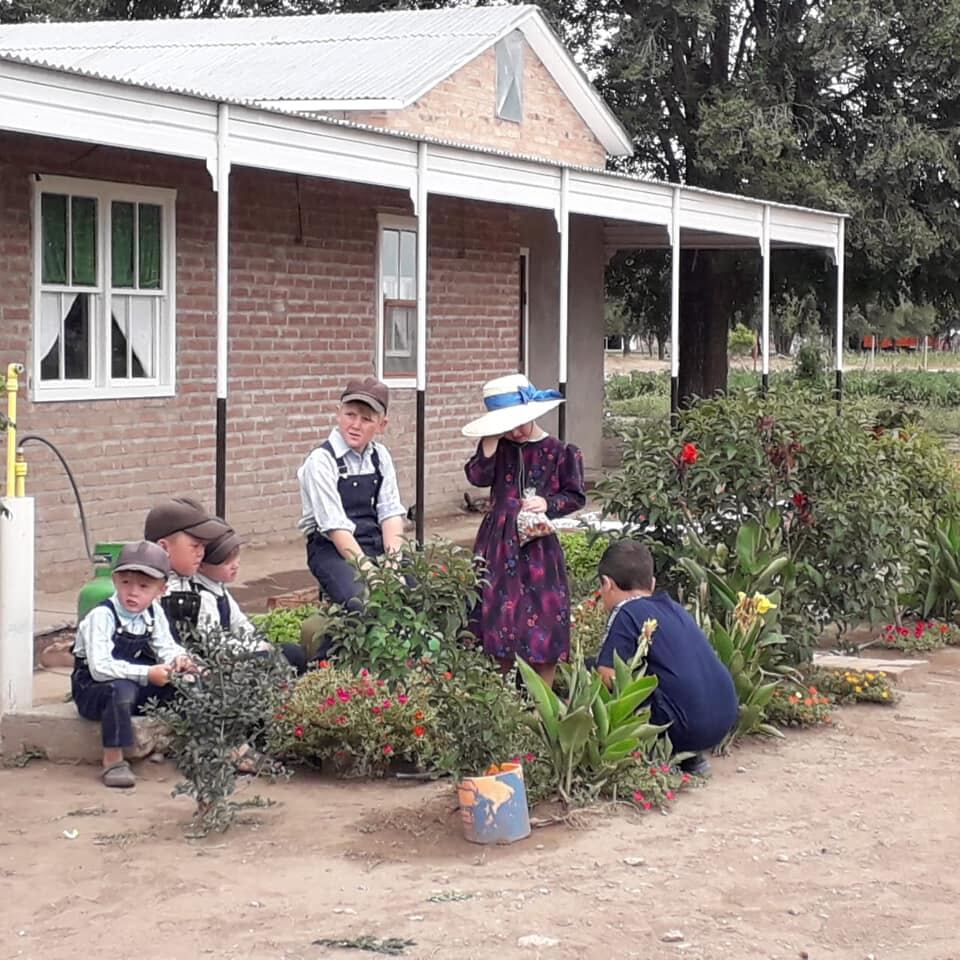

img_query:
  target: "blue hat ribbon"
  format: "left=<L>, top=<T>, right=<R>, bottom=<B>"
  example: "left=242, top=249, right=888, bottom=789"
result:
left=483, top=384, right=563, bottom=412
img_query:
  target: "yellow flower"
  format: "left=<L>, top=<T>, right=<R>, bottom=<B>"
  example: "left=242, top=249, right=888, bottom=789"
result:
left=882, top=691, right=890, bottom=699
left=854, top=685, right=862, bottom=693
left=641, top=618, right=659, bottom=641
left=753, top=593, right=777, bottom=615
left=866, top=672, right=875, bottom=681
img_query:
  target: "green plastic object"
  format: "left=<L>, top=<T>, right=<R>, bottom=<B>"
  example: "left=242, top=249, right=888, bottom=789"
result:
left=77, top=542, right=128, bottom=622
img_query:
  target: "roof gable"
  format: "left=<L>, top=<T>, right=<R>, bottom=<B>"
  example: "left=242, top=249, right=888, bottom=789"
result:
left=0, top=5, right=633, bottom=156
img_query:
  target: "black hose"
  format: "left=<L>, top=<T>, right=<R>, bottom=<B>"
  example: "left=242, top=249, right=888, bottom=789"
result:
left=17, top=435, right=94, bottom=562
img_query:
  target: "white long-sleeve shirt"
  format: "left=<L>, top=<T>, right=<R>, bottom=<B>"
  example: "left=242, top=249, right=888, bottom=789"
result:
left=73, top=594, right=185, bottom=685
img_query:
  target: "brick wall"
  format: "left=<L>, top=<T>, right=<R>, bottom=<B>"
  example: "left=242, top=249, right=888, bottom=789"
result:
left=344, top=44, right=607, bottom=168
left=0, top=133, right=533, bottom=582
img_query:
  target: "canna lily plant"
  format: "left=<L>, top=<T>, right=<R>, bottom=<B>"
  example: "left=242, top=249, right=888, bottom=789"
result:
left=517, top=618, right=668, bottom=806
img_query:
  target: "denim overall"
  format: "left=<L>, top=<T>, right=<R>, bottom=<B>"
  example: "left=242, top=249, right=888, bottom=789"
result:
left=72, top=599, right=175, bottom=748
left=160, top=582, right=202, bottom=646
left=306, top=440, right=384, bottom=609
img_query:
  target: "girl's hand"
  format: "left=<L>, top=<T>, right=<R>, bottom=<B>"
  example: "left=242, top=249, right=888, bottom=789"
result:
left=521, top=495, right=548, bottom=513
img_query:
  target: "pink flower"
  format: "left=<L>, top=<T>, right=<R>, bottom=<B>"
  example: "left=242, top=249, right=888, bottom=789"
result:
left=397, top=694, right=409, bottom=705
left=660, top=763, right=670, bottom=773
left=524, top=752, right=536, bottom=763
left=633, top=791, right=646, bottom=804
left=642, top=801, right=653, bottom=811
left=383, top=744, right=394, bottom=755
left=665, top=790, right=675, bottom=801
left=681, top=773, right=691, bottom=784
left=372, top=706, right=381, bottom=716
left=336, top=715, right=348, bottom=725
left=325, top=696, right=336, bottom=707
left=360, top=668, right=369, bottom=678
left=336, top=688, right=352, bottom=703
left=382, top=699, right=393, bottom=709
left=294, top=725, right=304, bottom=738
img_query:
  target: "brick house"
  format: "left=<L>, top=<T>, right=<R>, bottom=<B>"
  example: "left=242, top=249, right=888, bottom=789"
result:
left=0, top=5, right=846, bottom=580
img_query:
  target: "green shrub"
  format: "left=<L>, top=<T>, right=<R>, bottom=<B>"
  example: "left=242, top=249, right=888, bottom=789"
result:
left=597, top=386, right=960, bottom=640
left=249, top=604, right=319, bottom=645
left=559, top=530, right=609, bottom=599
left=604, top=370, right=669, bottom=401
left=729, top=322, right=756, bottom=357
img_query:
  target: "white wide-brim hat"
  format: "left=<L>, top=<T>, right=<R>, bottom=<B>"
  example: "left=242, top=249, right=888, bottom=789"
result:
left=461, top=373, right=565, bottom=438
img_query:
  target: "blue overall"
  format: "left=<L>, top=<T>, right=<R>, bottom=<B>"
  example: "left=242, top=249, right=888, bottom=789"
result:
left=306, top=440, right=384, bottom=610
left=71, top=600, right=176, bottom=749
left=196, top=582, right=308, bottom=675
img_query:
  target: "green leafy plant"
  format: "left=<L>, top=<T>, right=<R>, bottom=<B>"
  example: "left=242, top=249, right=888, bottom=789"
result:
left=694, top=590, right=791, bottom=748
left=729, top=322, right=756, bottom=357
left=518, top=618, right=667, bottom=806
left=918, top=519, right=960, bottom=620
left=558, top=530, right=610, bottom=600
left=880, top=618, right=960, bottom=652
left=570, top=591, right=607, bottom=661
left=332, top=540, right=483, bottom=682
left=144, top=626, right=293, bottom=835
left=249, top=604, right=319, bottom=645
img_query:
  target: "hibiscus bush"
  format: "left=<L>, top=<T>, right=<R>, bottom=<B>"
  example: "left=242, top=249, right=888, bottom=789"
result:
left=599, top=387, right=960, bottom=639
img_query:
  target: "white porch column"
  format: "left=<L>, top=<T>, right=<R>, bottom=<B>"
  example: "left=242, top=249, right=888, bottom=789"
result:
left=214, top=103, right=231, bottom=518
left=557, top=167, right=570, bottom=440
left=670, top=186, right=680, bottom=428
left=835, top=217, right=845, bottom=406
left=0, top=497, right=35, bottom=714
left=761, top=204, right=771, bottom=394
left=414, top=142, right=428, bottom=544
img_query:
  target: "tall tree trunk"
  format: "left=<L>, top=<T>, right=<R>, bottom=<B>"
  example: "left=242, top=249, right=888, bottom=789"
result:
left=677, top=251, right=730, bottom=404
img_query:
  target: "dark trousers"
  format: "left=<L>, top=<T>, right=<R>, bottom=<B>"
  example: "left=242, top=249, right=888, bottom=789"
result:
left=72, top=663, right=175, bottom=749
left=277, top=643, right=307, bottom=676
left=306, top=535, right=380, bottom=611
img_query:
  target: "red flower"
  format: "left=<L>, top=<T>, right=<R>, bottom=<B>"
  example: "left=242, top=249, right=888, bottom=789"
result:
left=633, top=790, right=645, bottom=804
left=442, top=671, right=453, bottom=681
left=318, top=660, right=330, bottom=669
left=372, top=706, right=381, bottom=716
left=294, top=725, right=304, bottom=739
left=413, top=725, right=426, bottom=737
left=665, top=790, right=675, bottom=801
left=414, top=710, right=425, bottom=721
left=680, top=442, right=699, bottom=465
left=325, top=696, right=336, bottom=707
left=360, top=668, right=369, bottom=678
left=383, top=744, right=394, bottom=755
left=524, top=752, right=536, bottom=763
left=792, top=491, right=808, bottom=509
left=336, top=689, right=352, bottom=703
left=382, top=699, right=393, bottom=709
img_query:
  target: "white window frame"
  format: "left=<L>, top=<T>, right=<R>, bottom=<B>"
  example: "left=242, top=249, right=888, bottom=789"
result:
left=31, top=174, right=177, bottom=402
left=376, top=213, right=418, bottom=387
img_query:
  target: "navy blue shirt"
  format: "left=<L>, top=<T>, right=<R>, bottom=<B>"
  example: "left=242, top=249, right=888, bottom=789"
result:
left=597, top=592, right=738, bottom=753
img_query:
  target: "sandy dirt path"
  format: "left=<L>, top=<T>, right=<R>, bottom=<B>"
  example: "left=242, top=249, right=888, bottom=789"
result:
left=3, top=647, right=959, bottom=960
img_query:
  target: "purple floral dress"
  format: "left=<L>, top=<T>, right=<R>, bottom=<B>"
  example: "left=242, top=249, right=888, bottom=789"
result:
left=465, top=435, right=586, bottom=664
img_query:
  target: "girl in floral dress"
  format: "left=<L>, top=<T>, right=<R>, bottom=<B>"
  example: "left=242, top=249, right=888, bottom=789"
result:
left=463, top=374, right=586, bottom=687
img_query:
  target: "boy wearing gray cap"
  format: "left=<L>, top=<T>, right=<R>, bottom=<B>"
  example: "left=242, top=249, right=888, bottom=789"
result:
left=72, top=540, right=197, bottom=788
left=297, top=377, right=407, bottom=611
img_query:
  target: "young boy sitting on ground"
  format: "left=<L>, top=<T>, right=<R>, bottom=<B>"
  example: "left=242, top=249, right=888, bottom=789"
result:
left=71, top=540, right=197, bottom=788
left=194, top=522, right=307, bottom=675
left=595, top=540, right=739, bottom=775
left=144, top=496, right=223, bottom=635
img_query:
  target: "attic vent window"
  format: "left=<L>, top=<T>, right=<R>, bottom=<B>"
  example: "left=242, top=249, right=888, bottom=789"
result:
left=496, top=32, right=523, bottom=123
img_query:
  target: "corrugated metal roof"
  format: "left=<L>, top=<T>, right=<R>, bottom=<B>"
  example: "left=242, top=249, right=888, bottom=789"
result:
left=0, top=5, right=536, bottom=103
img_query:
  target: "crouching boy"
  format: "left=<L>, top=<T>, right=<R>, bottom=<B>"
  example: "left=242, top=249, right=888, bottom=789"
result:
left=596, top=540, right=739, bottom=775
left=71, top=540, right=196, bottom=788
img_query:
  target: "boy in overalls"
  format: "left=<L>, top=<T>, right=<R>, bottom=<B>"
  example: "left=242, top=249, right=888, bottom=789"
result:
left=72, top=541, right=197, bottom=788
left=144, top=496, right=223, bottom=640
left=297, top=378, right=406, bottom=610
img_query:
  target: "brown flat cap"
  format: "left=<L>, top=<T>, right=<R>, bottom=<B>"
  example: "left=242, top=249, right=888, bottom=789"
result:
left=144, top=497, right=223, bottom=542
left=203, top=525, right=245, bottom=565
left=114, top=540, right=170, bottom=580
left=341, top=377, right=389, bottom=416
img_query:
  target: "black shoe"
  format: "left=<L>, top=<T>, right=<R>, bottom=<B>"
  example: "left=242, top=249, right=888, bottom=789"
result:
left=679, top=753, right=711, bottom=776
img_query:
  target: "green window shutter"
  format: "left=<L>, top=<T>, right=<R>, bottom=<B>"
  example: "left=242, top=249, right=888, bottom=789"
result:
left=71, top=196, right=97, bottom=286
left=111, top=201, right=135, bottom=288
left=41, top=194, right=67, bottom=285
left=138, top=203, right=162, bottom=290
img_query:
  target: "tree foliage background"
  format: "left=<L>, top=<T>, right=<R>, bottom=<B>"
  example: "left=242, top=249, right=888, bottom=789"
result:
left=5, top=0, right=959, bottom=394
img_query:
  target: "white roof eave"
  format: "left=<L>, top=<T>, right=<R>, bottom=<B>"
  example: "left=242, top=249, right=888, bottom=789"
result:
left=0, top=54, right=845, bottom=254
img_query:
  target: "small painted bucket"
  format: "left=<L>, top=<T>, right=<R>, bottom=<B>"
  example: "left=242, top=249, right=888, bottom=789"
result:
left=458, top=761, right=531, bottom=845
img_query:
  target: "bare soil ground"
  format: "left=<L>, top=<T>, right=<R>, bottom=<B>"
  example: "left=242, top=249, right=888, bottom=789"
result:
left=2, top=647, right=959, bottom=960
